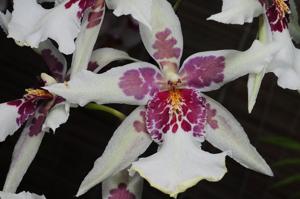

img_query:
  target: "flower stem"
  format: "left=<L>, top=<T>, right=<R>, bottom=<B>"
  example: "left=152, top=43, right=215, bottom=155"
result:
left=173, top=0, right=183, bottom=11
left=85, top=103, right=126, bottom=121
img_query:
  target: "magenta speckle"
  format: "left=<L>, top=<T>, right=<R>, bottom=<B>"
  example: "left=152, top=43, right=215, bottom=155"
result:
left=152, top=28, right=181, bottom=60
left=206, top=103, right=219, bottom=129
left=146, top=89, right=207, bottom=143
left=266, top=0, right=290, bottom=32
left=180, top=55, right=225, bottom=89
left=87, top=61, right=99, bottom=72
left=41, top=49, right=65, bottom=82
left=108, top=183, right=136, bottom=199
left=133, top=111, right=147, bottom=133
left=7, top=99, right=38, bottom=126
left=119, top=67, right=161, bottom=100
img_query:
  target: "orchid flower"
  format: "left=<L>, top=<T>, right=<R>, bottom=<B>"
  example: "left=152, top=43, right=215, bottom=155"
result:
left=45, top=0, right=280, bottom=197
left=0, top=191, right=46, bottom=199
left=208, top=0, right=300, bottom=112
left=3, top=0, right=151, bottom=55
left=0, top=3, right=141, bottom=193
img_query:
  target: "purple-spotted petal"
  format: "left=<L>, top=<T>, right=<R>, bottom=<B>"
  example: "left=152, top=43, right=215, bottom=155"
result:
left=34, top=40, right=67, bottom=82
left=3, top=122, right=45, bottom=192
left=69, top=0, right=105, bottom=77
left=102, top=170, right=143, bottom=199
left=0, top=10, right=11, bottom=34
left=0, top=191, right=46, bottom=199
left=87, top=48, right=138, bottom=73
left=106, top=0, right=152, bottom=29
left=202, top=93, right=273, bottom=176
left=8, top=0, right=81, bottom=54
left=0, top=99, right=38, bottom=142
left=289, top=0, right=300, bottom=43
left=45, top=62, right=162, bottom=106
left=180, top=39, right=281, bottom=92
left=130, top=130, right=228, bottom=198
left=207, top=0, right=263, bottom=24
left=139, top=0, right=182, bottom=71
left=77, top=107, right=152, bottom=196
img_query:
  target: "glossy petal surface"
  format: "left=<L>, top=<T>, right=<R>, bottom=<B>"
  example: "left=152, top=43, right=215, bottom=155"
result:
left=106, top=0, right=152, bottom=29
left=203, top=93, right=273, bottom=176
left=139, top=0, right=182, bottom=71
left=45, top=63, right=162, bottom=106
left=8, top=0, right=81, bottom=54
left=3, top=123, right=45, bottom=192
left=207, top=0, right=263, bottom=24
left=77, top=107, right=152, bottom=196
left=131, top=130, right=228, bottom=198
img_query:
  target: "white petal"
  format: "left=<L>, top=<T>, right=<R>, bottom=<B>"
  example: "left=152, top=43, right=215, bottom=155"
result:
left=247, top=70, right=265, bottom=113
left=77, top=107, right=152, bottom=196
left=69, top=1, right=106, bottom=77
left=3, top=123, right=45, bottom=192
left=0, top=10, right=11, bottom=34
left=130, top=130, right=228, bottom=198
left=42, top=102, right=70, bottom=132
left=102, top=170, right=143, bottom=199
left=88, top=48, right=139, bottom=73
left=202, top=93, right=273, bottom=176
left=289, top=0, right=300, bottom=44
left=267, top=30, right=300, bottom=90
left=0, top=191, right=46, bottom=199
left=8, top=0, right=81, bottom=54
left=207, top=0, right=263, bottom=24
left=139, top=0, right=183, bottom=71
left=180, top=39, right=281, bottom=92
left=247, top=15, right=271, bottom=113
left=45, top=62, right=162, bottom=106
left=0, top=101, right=23, bottom=142
left=106, top=0, right=152, bottom=29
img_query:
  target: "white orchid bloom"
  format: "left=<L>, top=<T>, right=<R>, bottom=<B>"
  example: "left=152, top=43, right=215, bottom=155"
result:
left=3, top=0, right=152, bottom=54
left=45, top=0, right=280, bottom=197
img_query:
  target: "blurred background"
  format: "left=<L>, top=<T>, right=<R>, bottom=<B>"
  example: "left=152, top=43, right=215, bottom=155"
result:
left=0, top=0, right=300, bottom=198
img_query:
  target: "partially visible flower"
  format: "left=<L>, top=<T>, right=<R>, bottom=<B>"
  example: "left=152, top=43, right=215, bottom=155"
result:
left=0, top=191, right=46, bottom=199
left=46, top=0, right=279, bottom=197
left=102, top=170, right=143, bottom=199
left=209, top=0, right=300, bottom=112
left=2, top=0, right=152, bottom=54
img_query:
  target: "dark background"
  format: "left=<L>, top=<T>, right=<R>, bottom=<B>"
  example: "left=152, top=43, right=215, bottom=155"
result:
left=1, top=0, right=300, bottom=198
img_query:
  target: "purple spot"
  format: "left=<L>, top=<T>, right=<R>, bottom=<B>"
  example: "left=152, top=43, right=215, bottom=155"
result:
left=133, top=111, right=147, bottom=133
left=146, top=89, right=207, bottom=143
left=87, top=1, right=105, bottom=29
left=152, top=28, right=181, bottom=60
left=41, top=49, right=65, bottom=82
left=87, top=61, right=99, bottom=72
left=266, top=0, right=290, bottom=32
left=7, top=99, right=38, bottom=126
left=206, top=103, right=218, bottom=129
left=108, top=183, right=136, bottom=199
left=119, top=67, right=161, bottom=100
left=180, top=56, right=225, bottom=89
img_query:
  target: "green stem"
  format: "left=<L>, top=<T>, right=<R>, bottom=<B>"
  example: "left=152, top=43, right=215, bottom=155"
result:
left=173, top=0, right=183, bottom=11
left=85, top=103, right=126, bottom=121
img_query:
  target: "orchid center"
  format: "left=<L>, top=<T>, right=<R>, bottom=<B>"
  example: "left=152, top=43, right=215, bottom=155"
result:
left=146, top=89, right=207, bottom=143
left=24, top=88, right=53, bottom=100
